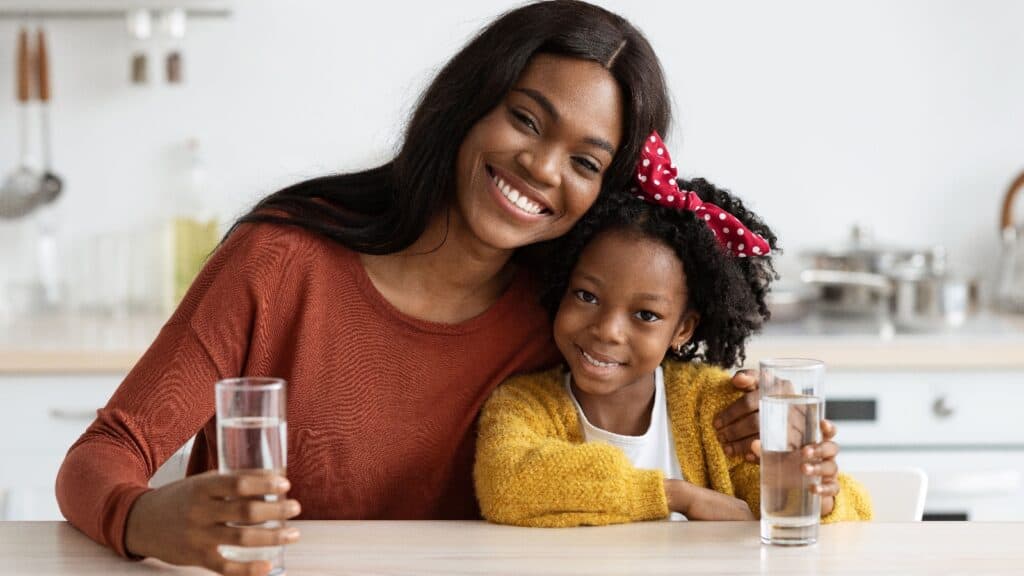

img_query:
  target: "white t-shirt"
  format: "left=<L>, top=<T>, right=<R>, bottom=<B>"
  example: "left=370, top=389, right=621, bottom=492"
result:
left=566, top=365, right=687, bottom=521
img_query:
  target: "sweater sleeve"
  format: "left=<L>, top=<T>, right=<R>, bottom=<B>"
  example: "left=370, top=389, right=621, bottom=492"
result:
left=55, top=323, right=223, bottom=557
left=55, top=224, right=283, bottom=557
left=822, top=473, right=874, bottom=522
left=474, top=376, right=669, bottom=527
left=728, top=458, right=763, bottom=518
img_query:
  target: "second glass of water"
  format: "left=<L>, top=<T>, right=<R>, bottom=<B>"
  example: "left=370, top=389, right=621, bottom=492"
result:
left=215, top=377, right=288, bottom=574
left=759, top=358, right=824, bottom=546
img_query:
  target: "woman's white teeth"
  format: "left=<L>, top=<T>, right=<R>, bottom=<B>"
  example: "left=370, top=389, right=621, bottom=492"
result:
left=494, top=174, right=543, bottom=215
left=582, top=350, right=619, bottom=368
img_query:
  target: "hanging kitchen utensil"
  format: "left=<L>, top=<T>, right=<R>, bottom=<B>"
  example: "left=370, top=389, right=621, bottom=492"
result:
left=126, top=9, right=151, bottom=84
left=34, top=28, right=62, bottom=204
left=163, top=8, right=186, bottom=84
left=996, top=170, right=1024, bottom=313
left=0, top=27, right=40, bottom=219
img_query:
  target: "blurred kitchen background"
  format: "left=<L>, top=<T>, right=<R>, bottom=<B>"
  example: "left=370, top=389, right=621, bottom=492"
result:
left=1, top=0, right=1024, bottom=522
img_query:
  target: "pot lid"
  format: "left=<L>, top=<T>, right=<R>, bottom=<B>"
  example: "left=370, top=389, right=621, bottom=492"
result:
left=800, top=224, right=934, bottom=260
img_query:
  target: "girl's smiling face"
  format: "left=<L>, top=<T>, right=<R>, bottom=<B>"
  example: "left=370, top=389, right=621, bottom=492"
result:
left=554, top=227, right=699, bottom=397
left=453, top=54, right=623, bottom=251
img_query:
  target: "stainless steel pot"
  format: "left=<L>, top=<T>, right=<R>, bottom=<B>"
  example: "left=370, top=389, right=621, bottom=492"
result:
left=798, top=267, right=973, bottom=332
left=800, top=225, right=941, bottom=316
left=891, top=266, right=973, bottom=332
left=799, top=226, right=974, bottom=331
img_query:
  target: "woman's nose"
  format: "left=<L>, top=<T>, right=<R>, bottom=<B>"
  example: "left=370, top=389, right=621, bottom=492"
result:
left=516, top=145, right=561, bottom=189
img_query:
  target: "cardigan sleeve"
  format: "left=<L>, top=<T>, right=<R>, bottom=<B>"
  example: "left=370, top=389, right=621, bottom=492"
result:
left=674, top=362, right=873, bottom=522
left=728, top=458, right=763, bottom=518
left=822, top=474, right=874, bottom=522
left=474, top=377, right=669, bottom=527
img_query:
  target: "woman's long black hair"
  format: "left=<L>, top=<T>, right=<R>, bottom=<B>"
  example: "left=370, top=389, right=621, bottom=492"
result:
left=232, top=1, right=670, bottom=254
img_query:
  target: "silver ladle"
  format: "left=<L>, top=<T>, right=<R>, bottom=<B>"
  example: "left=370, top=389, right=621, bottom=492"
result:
left=0, top=27, right=40, bottom=219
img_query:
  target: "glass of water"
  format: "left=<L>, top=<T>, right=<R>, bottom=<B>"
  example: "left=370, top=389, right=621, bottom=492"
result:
left=759, top=358, right=824, bottom=546
left=215, top=377, right=288, bottom=574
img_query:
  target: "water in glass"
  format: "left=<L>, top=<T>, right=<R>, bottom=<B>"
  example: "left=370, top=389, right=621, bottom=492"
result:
left=216, top=415, right=287, bottom=571
left=760, top=394, right=822, bottom=545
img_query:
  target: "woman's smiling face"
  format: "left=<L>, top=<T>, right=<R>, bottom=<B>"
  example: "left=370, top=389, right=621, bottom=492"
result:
left=554, top=227, right=699, bottom=398
left=454, top=54, right=623, bottom=251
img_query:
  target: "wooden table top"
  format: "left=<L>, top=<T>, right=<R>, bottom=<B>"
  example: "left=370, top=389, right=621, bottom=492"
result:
left=3, top=520, right=1023, bottom=575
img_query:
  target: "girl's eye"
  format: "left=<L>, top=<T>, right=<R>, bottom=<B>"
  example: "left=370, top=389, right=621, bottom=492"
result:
left=635, top=310, right=662, bottom=323
left=511, top=110, right=539, bottom=134
left=573, top=289, right=598, bottom=304
left=573, top=157, right=600, bottom=174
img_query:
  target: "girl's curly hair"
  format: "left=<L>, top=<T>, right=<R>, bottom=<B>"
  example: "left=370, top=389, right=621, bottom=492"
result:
left=539, top=177, right=779, bottom=368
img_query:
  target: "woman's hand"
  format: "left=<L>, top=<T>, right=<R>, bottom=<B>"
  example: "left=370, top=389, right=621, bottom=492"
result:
left=714, top=370, right=761, bottom=461
left=664, top=479, right=755, bottom=521
left=750, top=419, right=842, bottom=518
left=125, top=471, right=301, bottom=576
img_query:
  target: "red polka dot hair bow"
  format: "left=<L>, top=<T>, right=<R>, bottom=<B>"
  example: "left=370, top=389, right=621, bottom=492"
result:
left=632, top=132, right=771, bottom=258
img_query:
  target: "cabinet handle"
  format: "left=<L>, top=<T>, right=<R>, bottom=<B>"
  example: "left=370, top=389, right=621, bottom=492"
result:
left=932, top=396, right=954, bottom=419
left=48, top=408, right=97, bottom=421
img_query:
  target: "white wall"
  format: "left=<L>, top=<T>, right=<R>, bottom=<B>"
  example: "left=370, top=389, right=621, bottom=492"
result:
left=1, top=0, right=1022, bottom=304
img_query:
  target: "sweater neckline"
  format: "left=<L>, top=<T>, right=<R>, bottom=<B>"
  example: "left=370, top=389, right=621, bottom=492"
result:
left=346, top=248, right=534, bottom=335
left=566, top=366, right=664, bottom=443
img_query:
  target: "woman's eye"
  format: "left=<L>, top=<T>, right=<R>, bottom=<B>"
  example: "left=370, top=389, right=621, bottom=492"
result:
left=573, top=289, right=597, bottom=304
left=511, top=110, right=539, bottom=134
left=635, top=310, right=662, bottom=323
left=573, top=157, right=600, bottom=174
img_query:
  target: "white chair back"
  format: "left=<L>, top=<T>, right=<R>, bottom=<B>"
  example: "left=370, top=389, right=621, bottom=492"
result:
left=849, top=467, right=928, bottom=521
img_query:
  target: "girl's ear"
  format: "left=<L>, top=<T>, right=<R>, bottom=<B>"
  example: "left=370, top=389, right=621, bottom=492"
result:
left=671, top=310, right=700, bottom=351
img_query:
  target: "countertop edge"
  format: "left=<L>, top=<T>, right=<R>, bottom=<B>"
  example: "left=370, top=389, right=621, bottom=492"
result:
left=0, top=350, right=143, bottom=374
left=4, top=340, right=1024, bottom=374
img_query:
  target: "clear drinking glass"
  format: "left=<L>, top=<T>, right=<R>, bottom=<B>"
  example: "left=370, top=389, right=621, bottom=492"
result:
left=759, top=358, right=824, bottom=546
left=215, top=377, right=288, bottom=575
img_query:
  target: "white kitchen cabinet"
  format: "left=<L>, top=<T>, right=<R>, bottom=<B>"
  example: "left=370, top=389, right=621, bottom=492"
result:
left=0, top=374, right=122, bottom=520
left=828, top=369, right=1024, bottom=520
left=0, top=371, right=196, bottom=520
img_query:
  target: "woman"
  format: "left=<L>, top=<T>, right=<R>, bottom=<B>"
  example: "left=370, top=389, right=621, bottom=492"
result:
left=56, top=2, right=762, bottom=574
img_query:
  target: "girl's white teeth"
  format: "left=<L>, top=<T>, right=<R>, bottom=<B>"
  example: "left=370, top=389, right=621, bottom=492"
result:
left=493, top=174, right=543, bottom=215
left=582, top=349, right=619, bottom=368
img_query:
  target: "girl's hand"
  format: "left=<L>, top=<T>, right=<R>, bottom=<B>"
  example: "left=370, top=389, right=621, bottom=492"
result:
left=714, top=370, right=761, bottom=461
left=125, top=471, right=301, bottom=575
left=803, top=419, right=841, bottom=517
left=664, top=479, right=755, bottom=521
left=750, top=419, right=842, bottom=518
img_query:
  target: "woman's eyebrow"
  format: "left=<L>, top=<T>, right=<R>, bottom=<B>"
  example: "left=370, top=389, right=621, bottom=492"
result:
left=513, top=88, right=559, bottom=120
left=512, top=88, right=616, bottom=156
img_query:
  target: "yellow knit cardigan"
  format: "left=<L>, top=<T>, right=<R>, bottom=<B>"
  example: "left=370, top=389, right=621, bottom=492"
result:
left=474, top=361, right=873, bottom=527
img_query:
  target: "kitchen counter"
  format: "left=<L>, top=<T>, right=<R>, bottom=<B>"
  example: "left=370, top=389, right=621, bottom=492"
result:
left=746, top=312, right=1024, bottom=370
left=3, top=520, right=1023, bottom=575
left=0, top=313, right=164, bottom=374
left=2, top=312, right=1024, bottom=374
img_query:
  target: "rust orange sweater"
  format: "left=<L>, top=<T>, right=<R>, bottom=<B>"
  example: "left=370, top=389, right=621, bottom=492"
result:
left=56, top=222, right=559, bottom=557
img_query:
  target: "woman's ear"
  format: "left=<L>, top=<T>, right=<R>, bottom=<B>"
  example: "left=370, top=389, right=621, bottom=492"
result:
left=671, top=310, right=700, bottom=351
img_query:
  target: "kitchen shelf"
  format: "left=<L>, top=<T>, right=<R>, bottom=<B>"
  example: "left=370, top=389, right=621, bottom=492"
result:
left=0, top=0, right=231, bottom=20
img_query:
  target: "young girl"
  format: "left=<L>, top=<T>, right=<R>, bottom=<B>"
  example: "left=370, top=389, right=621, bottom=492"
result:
left=475, top=133, right=873, bottom=526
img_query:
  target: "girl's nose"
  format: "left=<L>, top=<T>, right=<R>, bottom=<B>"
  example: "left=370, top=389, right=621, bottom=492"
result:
left=516, top=144, right=561, bottom=189
left=591, top=310, right=626, bottom=344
